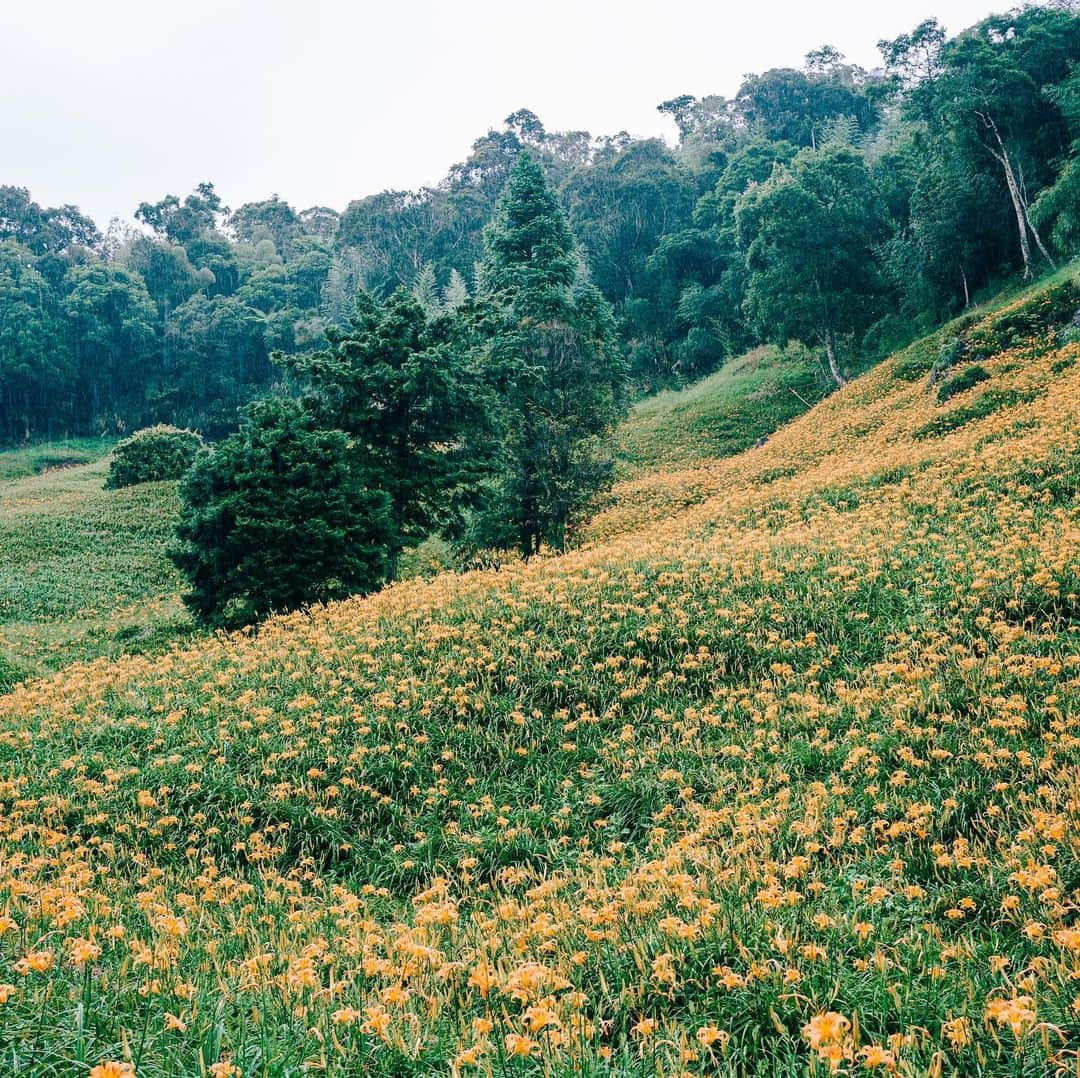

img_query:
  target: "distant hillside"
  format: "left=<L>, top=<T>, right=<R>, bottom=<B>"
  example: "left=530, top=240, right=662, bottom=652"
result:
left=1, top=268, right=1079, bottom=1075
left=0, top=447, right=189, bottom=687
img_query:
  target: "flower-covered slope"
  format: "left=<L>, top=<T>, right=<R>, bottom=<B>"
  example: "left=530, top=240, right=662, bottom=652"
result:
left=1, top=278, right=1079, bottom=1075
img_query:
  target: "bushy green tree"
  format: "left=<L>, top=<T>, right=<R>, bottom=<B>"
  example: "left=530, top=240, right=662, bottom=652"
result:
left=287, top=289, right=495, bottom=561
left=105, top=424, right=205, bottom=489
left=61, top=261, right=157, bottom=429
left=170, top=397, right=391, bottom=629
left=881, top=9, right=1080, bottom=280
left=736, top=145, right=888, bottom=385
left=0, top=240, right=68, bottom=441
left=135, top=182, right=224, bottom=246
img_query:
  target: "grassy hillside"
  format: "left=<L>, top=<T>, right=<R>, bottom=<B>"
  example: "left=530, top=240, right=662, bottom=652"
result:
left=0, top=273, right=1079, bottom=1075
left=0, top=451, right=191, bottom=688
left=615, top=343, right=827, bottom=478
left=0, top=437, right=116, bottom=482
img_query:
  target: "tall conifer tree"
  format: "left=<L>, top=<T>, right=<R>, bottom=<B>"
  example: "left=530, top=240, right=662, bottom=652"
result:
left=476, top=155, right=626, bottom=555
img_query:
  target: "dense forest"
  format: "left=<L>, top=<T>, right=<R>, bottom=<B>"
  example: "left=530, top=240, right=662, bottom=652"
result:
left=2, top=4, right=1079, bottom=444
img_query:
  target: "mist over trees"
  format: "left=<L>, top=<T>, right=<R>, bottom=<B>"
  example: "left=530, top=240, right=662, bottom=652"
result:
left=3, top=3, right=1080, bottom=445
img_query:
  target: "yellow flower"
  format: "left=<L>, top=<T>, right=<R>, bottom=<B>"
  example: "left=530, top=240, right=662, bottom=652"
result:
left=696, top=1025, right=729, bottom=1050
left=860, top=1044, right=896, bottom=1070
left=89, top=1064, right=135, bottom=1078
left=504, top=1032, right=538, bottom=1057
left=467, top=962, right=496, bottom=998
left=69, top=938, right=102, bottom=968
left=0, top=983, right=17, bottom=1005
left=803, top=1011, right=851, bottom=1050
left=942, top=1015, right=972, bottom=1050
left=632, top=1016, right=658, bottom=1039
left=453, top=1044, right=485, bottom=1068
left=986, top=995, right=1036, bottom=1037
left=15, top=950, right=54, bottom=975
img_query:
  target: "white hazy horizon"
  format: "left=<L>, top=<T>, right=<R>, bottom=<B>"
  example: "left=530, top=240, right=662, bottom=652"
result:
left=3, top=0, right=1008, bottom=229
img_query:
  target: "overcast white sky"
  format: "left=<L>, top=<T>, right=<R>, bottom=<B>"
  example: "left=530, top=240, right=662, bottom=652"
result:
left=2, top=0, right=1007, bottom=228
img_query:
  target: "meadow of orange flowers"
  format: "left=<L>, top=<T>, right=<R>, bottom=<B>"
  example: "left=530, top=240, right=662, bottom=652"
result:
left=1, top=278, right=1078, bottom=1075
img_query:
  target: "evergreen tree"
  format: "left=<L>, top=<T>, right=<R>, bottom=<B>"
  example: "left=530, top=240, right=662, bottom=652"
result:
left=171, top=397, right=392, bottom=629
left=476, top=154, right=626, bottom=556
left=285, top=288, right=496, bottom=566
left=411, top=262, right=442, bottom=315
left=442, top=268, right=470, bottom=311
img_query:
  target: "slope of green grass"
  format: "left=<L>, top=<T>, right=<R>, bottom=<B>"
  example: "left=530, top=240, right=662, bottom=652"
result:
left=615, top=343, right=828, bottom=477
left=0, top=453, right=192, bottom=687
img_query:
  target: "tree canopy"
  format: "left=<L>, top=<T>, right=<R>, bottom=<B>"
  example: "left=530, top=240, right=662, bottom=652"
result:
left=3, top=5, right=1079, bottom=446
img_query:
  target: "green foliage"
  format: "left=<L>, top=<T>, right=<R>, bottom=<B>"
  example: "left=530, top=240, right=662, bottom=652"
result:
left=479, top=155, right=578, bottom=313
left=0, top=450, right=189, bottom=678
left=171, top=398, right=393, bottom=629
left=287, top=289, right=496, bottom=554
left=737, top=145, right=888, bottom=384
left=104, top=424, right=205, bottom=489
left=734, top=65, right=881, bottom=147
left=396, top=535, right=456, bottom=580
left=410, top=262, right=442, bottom=316
left=0, top=184, right=100, bottom=254
left=474, top=155, right=627, bottom=555
left=61, top=261, right=157, bottom=430
left=881, top=8, right=1080, bottom=287
left=1033, top=158, right=1080, bottom=258
left=936, top=363, right=989, bottom=402
left=0, top=240, right=68, bottom=443
left=563, top=139, right=693, bottom=309
left=135, top=181, right=224, bottom=245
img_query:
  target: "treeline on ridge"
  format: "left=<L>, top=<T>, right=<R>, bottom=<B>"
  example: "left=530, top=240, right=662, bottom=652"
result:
left=2, top=4, right=1079, bottom=446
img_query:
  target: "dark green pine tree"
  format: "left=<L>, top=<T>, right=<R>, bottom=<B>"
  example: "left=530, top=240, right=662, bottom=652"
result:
left=475, top=154, right=627, bottom=557
left=170, top=397, right=392, bottom=629
left=285, top=288, right=497, bottom=568
left=479, top=154, right=577, bottom=319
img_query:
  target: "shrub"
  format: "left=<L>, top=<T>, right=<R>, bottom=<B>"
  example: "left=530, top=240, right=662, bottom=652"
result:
left=170, top=398, right=392, bottom=630
left=937, top=363, right=990, bottom=402
left=104, top=425, right=205, bottom=489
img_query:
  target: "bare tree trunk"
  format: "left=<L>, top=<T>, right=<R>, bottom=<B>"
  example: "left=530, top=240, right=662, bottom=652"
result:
left=977, top=109, right=1055, bottom=278
left=824, top=331, right=847, bottom=387
left=999, top=145, right=1034, bottom=279
left=961, top=266, right=970, bottom=308
left=1021, top=195, right=1057, bottom=270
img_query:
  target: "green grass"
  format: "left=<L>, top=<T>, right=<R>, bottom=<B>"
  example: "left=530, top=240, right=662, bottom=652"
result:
left=0, top=437, right=117, bottom=481
left=0, top=453, right=194, bottom=685
left=616, top=343, right=829, bottom=477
